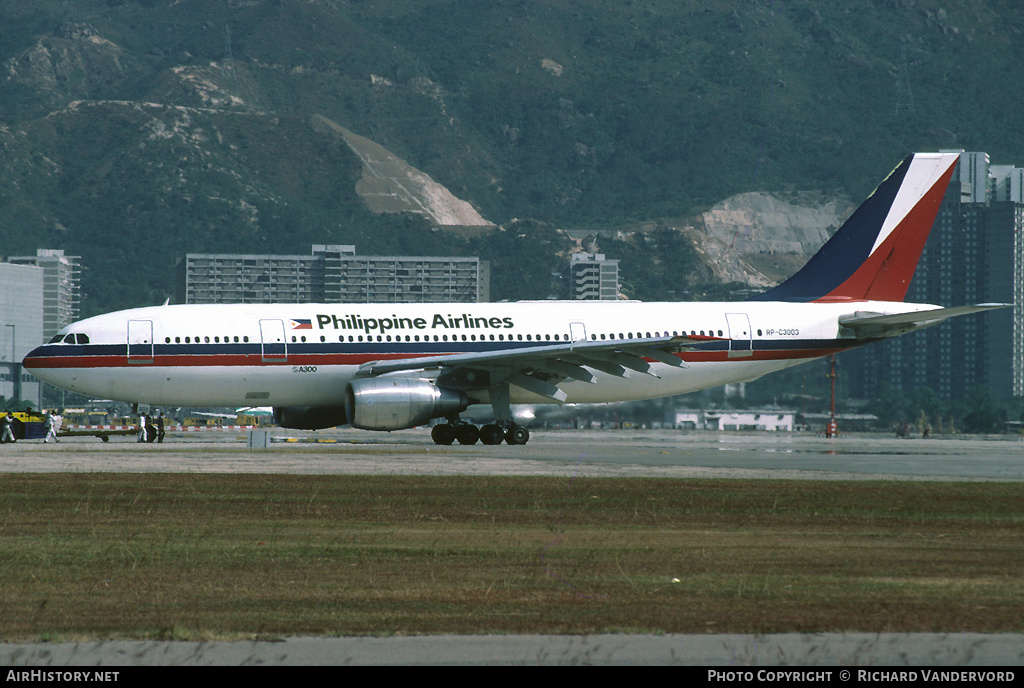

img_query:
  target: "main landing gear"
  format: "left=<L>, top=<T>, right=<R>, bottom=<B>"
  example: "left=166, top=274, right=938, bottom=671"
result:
left=431, top=419, right=530, bottom=446
left=431, top=383, right=530, bottom=446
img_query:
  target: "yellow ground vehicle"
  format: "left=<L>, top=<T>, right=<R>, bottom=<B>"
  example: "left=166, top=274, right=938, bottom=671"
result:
left=1, top=410, right=46, bottom=440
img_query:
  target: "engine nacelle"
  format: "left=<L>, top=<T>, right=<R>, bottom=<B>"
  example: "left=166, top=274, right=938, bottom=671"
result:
left=273, top=405, right=347, bottom=430
left=345, top=377, right=468, bottom=431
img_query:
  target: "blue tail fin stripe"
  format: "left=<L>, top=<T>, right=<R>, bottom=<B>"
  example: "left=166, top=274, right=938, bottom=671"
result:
left=753, top=153, right=959, bottom=303
left=753, top=156, right=910, bottom=302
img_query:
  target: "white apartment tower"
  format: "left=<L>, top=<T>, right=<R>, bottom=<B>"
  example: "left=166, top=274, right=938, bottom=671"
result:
left=7, top=249, right=81, bottom=342
left=569, top=253, right=619, bottom=300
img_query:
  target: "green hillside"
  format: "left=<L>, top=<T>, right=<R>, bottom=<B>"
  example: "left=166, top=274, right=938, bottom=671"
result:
left=2, top=0, right=1023, bottom=314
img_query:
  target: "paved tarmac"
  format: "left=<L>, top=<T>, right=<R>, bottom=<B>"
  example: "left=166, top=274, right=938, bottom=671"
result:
left=3, top=428, right=1024, bottom=666
left=2, top=427, right=1023, bottom=481
left=4, top=632, right=1024, bottom=666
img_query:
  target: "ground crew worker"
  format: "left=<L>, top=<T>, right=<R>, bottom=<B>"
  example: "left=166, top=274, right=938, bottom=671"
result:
left=0, top=413, right=14, bottom=443
left=44, top=412, right=58, bottom=443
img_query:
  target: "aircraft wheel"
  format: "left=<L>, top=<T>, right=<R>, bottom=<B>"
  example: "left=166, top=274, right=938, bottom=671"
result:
left=431, top=423, right=456, bottom=445
left=480, top=424, right=504, bottom=445
left=455, top=423, right=480, bottom=445
left=506, top=425, right=530, bottom=445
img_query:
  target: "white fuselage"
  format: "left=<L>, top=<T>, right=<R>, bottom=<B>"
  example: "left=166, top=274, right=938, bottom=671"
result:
left=24, top=299, right=938, bottom=409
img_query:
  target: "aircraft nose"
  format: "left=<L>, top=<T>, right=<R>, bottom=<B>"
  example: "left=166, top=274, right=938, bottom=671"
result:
left=22, top=345, right=43, bottom=370
left=22, top=345, right=57, bottom=383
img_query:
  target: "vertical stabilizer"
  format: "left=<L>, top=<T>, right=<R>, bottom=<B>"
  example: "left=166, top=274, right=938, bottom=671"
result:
left=755, top=153, right=960, bottom=302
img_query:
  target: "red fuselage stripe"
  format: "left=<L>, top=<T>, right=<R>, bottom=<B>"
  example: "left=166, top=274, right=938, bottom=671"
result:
left=24, top=347, right=853, bottom=370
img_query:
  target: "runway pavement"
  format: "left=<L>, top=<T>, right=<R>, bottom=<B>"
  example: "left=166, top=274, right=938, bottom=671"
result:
left=5, top=632, right=1024, bottom=666
left=2, top=427, right=1023, bottom=480
left=3, top=428, right=1024, bottom=666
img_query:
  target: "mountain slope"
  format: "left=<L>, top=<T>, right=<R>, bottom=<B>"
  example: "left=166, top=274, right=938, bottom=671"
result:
left=1, top=1, right=1022, bottom=313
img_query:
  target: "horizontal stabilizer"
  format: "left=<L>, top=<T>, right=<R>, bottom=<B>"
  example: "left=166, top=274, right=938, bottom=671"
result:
left=839, top=303, right=1010, bottom=338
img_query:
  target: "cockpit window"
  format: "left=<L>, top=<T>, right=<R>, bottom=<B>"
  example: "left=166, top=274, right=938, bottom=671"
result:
left=52, top=333, right=90, bottom=344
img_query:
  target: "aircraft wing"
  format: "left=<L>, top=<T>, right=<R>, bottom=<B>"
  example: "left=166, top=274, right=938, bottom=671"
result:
left=357, top=334, right=718, bottom=402
left=839, top=303, right=1010, bottom=339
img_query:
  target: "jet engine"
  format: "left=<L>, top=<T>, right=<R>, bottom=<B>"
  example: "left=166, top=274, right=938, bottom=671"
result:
left=273, top=405, right=347, bottom=430
left=345, top=377, right=468, bottom=431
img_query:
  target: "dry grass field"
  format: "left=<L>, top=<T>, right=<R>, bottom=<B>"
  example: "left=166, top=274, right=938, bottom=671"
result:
left=2, top=474, right=1023, bottom=641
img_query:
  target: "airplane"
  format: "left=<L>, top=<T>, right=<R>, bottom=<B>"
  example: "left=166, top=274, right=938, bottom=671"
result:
left=23, top=152, right=1008, bottom=445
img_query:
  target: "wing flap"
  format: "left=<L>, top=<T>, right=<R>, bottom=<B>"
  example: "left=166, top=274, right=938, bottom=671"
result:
left=360, top=334, right=707, bottom=377
left=509, top=373, right=568, bottom=402
left=357, top=334, right=714, bottom=394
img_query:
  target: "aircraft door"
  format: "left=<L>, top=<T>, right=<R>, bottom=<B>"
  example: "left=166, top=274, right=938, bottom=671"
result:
left=569, top=322, right=588, bottom=342
left=127, top=320, right=154, bottom=364
left=725, top=313, right=753, bottom=358
left=259, top=319, right=288, bottom=362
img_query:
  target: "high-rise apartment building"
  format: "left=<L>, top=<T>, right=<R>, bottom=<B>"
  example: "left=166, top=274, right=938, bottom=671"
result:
left=0, top=262, right=47, bottom=407
left=178, top=245, right=489, bottom=304
left=568, top=253, right=620, bottom=300
left=846, top=151, right=1021, bottom=399
left=6, top=249, right=80, bottom=342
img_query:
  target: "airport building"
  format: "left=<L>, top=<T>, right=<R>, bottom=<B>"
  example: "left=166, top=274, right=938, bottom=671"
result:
left=0, top=262, right=46, bottom=408
left=846, top=151, right=1023, bottom=399
left=6, top=249, right=81, bottom=343
left=568, top=252, right=620, bottom=300
left=178, top=245, right=490, bottom=304
left=674, top=409, right=796, bottom=432
left=1, top=249, right=79, bottom=407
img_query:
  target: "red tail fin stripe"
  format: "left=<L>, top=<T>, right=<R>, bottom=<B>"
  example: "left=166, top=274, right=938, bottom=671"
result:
left=863, top=167, right=955, bottom=301
left=814, top=153, right=959, bottom=303
left=869, top=153, right=961, bottom=256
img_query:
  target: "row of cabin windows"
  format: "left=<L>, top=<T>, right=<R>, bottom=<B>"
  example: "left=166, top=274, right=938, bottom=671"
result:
left=296, top=333, right=573, bottom=343
left=159, top=328, right=766, bottom=346
left=159, top=329, right=729, bottom=346
left=291, top=331, right=701, bottom=343
left=593, top=330, right=724, bottom=340
left=62, top=326, right=769, bottom=347
left=165, top=336, right=250, bottom=344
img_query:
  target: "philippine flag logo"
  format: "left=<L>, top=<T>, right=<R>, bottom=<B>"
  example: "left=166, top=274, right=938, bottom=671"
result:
left=290, top=319, right=313, bottom=330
